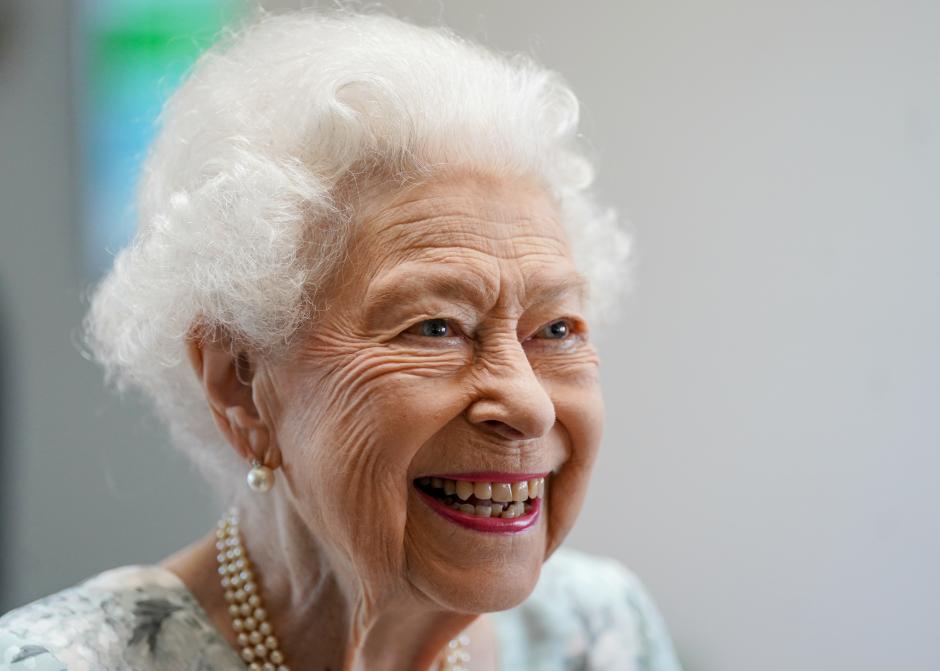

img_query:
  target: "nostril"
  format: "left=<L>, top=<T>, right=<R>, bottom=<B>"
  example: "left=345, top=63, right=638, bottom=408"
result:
left=483, top=419, right=525, bottom=441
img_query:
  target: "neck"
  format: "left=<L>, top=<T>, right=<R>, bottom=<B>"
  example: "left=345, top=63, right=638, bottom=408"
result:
left=164, top=497, right=480, bottom=671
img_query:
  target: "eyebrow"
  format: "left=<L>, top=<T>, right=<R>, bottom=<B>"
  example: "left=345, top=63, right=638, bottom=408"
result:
left=525, top=272, right=590, bottom=310
left=362, top=262, right=589, bottom=327
left=362, top=265, right=492, bottom=327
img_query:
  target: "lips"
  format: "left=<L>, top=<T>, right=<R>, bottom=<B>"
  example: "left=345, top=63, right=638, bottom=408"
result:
left=413, top=473, right=548, bottom=533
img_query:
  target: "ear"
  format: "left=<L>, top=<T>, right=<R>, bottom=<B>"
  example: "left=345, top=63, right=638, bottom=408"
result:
left=185, top=329, right=280, bottom=469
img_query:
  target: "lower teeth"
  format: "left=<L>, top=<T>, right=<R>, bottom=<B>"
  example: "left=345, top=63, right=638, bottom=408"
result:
left=449, top=499, right=528, bottom=518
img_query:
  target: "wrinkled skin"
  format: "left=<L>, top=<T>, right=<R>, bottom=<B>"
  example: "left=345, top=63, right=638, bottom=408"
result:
left=166, top=170, right=605, bottom=670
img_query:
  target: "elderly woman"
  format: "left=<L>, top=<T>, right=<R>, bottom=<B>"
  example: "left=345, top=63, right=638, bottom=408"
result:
left=0, top=9, right=682, bottom=671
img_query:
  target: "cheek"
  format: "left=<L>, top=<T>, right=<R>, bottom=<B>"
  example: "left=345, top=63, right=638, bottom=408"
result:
left=273, top=344, right=472, bottom=564
left=541, top=365, right=605, bottom=555
left=322, top=343, right=473, bottom=464
left=554, top=375, right=605, bottom=467
left=281, top=339, right=469, bottom=466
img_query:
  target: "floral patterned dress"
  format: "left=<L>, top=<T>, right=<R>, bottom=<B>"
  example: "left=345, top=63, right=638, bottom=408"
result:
left=0, top=547, right=683, bottom=671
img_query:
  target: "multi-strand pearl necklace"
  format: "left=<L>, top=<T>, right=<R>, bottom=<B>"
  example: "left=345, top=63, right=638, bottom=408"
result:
left=215, top=510, right=470, bottom=670
left=216, top=511, right=288, bottom=670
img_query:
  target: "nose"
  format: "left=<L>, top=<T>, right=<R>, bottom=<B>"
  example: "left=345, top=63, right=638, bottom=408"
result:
left=465, top=339, right=556, bottom=441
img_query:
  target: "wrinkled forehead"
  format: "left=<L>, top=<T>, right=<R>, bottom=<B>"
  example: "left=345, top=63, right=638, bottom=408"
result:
left=347, top=171, right=576, bottom=279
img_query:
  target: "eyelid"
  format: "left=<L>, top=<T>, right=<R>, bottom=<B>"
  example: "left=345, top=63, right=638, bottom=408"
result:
left=397, top=315, right=586, bottom=342
left=527, top=316, right=586, bottom=342
left=535, top=318, right=568, bottom=338
left=401, top=317, right=468, bottom=339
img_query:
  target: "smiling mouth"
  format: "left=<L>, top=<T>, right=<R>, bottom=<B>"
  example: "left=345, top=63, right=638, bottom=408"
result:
left=414, top=474, right=545, bottom=531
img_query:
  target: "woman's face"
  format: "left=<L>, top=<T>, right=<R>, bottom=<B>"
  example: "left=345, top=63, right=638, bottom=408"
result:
left=263, top=171, right=604, bottom=613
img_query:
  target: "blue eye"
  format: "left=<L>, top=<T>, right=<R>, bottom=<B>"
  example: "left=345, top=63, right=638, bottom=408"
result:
left=413, top=318, right=452, bottom=337
left=536, top=320, right=571, bottom=340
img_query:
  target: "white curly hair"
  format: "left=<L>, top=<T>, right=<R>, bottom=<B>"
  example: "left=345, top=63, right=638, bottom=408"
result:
left=82, top=7, right=633, bottom=497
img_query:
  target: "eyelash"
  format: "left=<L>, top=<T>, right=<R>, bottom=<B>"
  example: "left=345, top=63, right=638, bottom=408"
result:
left=405, top=318, right=461, bottom=339
left=402, top=318, right=576, bottom=341
left=534, top=319, right=573, bottom=341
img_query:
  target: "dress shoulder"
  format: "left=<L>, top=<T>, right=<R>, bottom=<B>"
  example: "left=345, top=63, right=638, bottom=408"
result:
left=491, top=546, right=683, bottom=671
left=0, top=565, right=242, bottom=671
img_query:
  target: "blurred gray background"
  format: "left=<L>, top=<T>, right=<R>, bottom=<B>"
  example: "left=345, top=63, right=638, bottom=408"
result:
left=1, top=1, right=938, bottom=670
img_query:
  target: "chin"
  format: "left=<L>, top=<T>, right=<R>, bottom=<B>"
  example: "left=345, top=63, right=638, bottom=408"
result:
left=404, top=484, right=557, bottom=613
left=408, top=542, right=547, bottom=613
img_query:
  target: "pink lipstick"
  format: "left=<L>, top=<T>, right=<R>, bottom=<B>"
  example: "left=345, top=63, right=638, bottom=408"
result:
left=416, top=487, right=542, bottom=533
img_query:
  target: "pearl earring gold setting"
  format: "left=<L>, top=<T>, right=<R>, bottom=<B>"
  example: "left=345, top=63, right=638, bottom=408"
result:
left=246, top=459, right=275, bottom=493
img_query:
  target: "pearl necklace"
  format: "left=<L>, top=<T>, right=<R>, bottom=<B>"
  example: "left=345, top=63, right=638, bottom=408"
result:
left=216, top=510, right=470, bottom=670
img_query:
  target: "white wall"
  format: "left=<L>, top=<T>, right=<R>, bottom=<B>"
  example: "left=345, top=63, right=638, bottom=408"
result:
left=1, top=2, right=938, bottom=670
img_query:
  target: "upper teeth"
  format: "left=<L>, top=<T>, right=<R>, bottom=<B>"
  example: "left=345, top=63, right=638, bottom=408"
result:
left=416, top=476, right=546, bottom=519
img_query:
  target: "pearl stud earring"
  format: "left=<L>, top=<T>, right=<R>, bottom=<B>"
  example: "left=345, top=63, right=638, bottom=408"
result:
left=246, top=459, right=275, bottom=493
